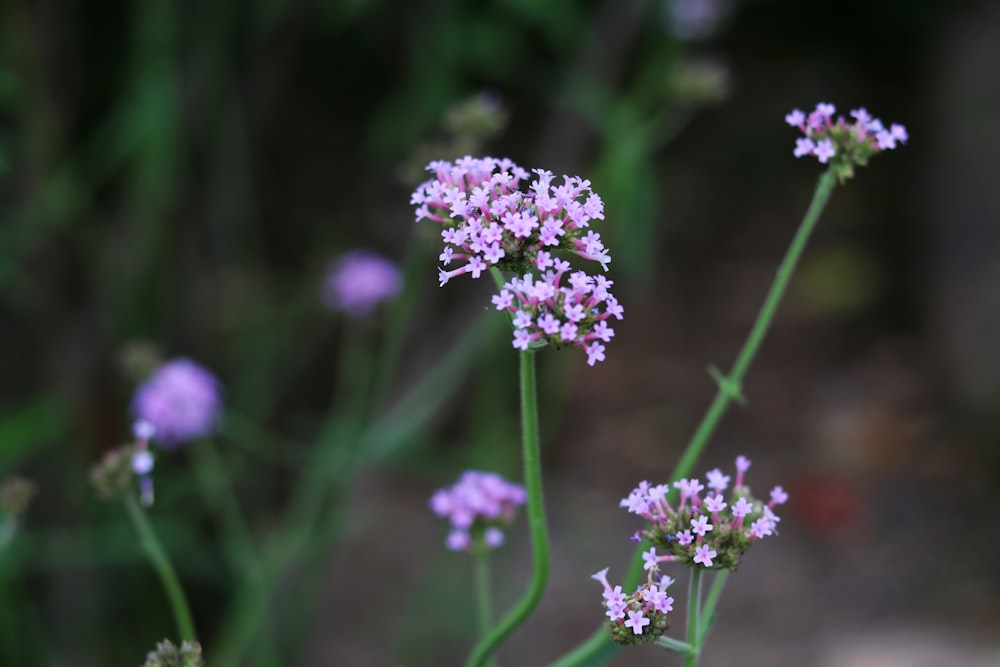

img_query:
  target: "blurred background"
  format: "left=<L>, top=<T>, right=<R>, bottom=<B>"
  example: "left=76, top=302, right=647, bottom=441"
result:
left=1, top=0, right=999, bottom=665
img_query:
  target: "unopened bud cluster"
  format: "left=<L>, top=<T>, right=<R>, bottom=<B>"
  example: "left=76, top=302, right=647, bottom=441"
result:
left=91, top=421, right=157, bottom=505
left=786, top=102, right=907, bottom=181
left=141, top=639, right=205, bottom=667
left=429, top=470, right=526, bottom=552
left=622, top=456, right=787, bottom=572
left=591, top=567, right=675, bottom=645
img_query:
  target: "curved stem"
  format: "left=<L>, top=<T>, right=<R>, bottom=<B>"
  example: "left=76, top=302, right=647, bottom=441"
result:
left=547, top=166, right=839, bottom=666
left=124, top=494, right=197, bottom=641
left=683, top=568, right=703, bottom=667
left=657, top=637, right=696, bottom=654
left=466, top=350, right=550, bottom=667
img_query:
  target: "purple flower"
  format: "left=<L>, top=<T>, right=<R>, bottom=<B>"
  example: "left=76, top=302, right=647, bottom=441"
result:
left=814, top=138, right=836, bottom=164
left=322, top=250, right=402, bottom=317
left=785, top=109, right=805, bottom=127
left=730, top=497, right=753, bottom=518
left=705, top=468, right=730, bottom=491
left=495, top=269, right=622, bottom=365
left=620, top=454, right=786, bottom=572
left=690, top=515, right=713, bottom=537
left=131, top=359, right=222, bottom=448
left=412, top=156, right=612, bottom=283
left=793, top=137, right=816, bottom=158
left=786, top=102, right=907, bottom=173
left=644, top=585, right=674, bottom=614
left=624, top=610, right=651, bottom=635
left=429, top=470, right=525, bottom=552
left=693, top=545, right=717, bottom=567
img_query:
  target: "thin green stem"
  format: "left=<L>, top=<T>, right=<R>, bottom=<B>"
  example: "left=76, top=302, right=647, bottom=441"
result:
left=192, top=438, right=261, bottom=581
left=123, top=494, right=197, bottom=641
left=466, top=351, right=550, bottom=667
left=698, top=571, right=728, bottom=646
left=547, top=166, right=839, bottom=666
left=656, top=637, right=695, bottom=654
left=474, top=552, right=498, bottom=667
left=683, top=568, right=703, bottom=667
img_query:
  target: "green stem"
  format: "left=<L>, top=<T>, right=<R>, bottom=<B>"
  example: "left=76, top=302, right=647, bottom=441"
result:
left=474, top=552, right=498, bottom=667
left=547, top=166, right=839, bottom=666
left=698, top=571, right=728, bottom=646
left=466, top=351, right=550, bottom=667
left=656, top=637, right=695, bottom=654
left=123, top=494, right=197, bottom=641
left=683, top=568, right=703, bottom=667
left=193, top=438, right=261, bottom=581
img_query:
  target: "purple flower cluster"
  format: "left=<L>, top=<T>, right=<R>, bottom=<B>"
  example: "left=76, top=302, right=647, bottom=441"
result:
left=411, top=156, right=622, bottom=364
left=131, top=358, right=222, bottom=449
left=492, top=269, right=623, bottom=366
left=592, top=567, right=675, bottom=645
left=620, top=455, right=786, bottom=571
left=429, top=470, right=526, bottom=552
left=785, top=102, right=907, bottom=177
left=323, top=249, right=402, bottom=318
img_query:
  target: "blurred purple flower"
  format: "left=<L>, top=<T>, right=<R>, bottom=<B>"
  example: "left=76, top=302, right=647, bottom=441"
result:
left=323, top=250, right=402, bottom=317
left=131, top=358, right=222, bottom=449
left=429, top=470, right=525, bottom=552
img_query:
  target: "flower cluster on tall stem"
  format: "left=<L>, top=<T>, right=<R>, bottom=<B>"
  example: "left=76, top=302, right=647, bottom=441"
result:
left=621, top=456, right=787, bottom=572
left=411, top=156, right=622, bottom=365
left=785, top=102, right=908, bottom=181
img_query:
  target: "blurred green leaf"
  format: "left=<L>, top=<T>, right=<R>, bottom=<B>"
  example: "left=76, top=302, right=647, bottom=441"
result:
left=0, top=398, right=67, bottom=471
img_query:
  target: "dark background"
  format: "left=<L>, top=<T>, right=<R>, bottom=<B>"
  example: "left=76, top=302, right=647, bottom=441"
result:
left=1, top=0, right=999, bottom=665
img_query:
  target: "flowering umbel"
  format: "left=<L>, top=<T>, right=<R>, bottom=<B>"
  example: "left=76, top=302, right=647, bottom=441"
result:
left=411, top=156, right=623, bottom=364
left=429, top=470, right=526, bottom=552
left=621, top=455, right=786, bottom=572
left=322, top=249, right=402, bottom=317
left=785, top=102, right=908, bottom=181
left=592, top=567, right=675, bottom=645
left=141, top=639, right=205, bottom=667
left=131, top=358, right=222, bottom=448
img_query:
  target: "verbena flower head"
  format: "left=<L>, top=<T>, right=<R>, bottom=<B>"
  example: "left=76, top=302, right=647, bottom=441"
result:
left=592, top=566, right=674, bottom=645
left=411, top=156, right=623, bottom=364
left=412, top=156, right=611, bottom=281
left=620, top=455, right=787, bottom=571
left=131, top=358, right=222, bottom=448
left=493, top=269, right=623, bottom=366
left=785, top=102, right=907, bottom=181
left=142, top=639, right=205, bottom=667
left=322, top=249, right=402, bottom=317
left=429, top=470, right=526, bottom=553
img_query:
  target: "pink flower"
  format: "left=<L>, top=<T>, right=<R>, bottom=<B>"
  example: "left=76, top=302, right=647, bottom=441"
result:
left=323, top=250, right=402, bottom=317
left=693, top=545, right=717, bottom=567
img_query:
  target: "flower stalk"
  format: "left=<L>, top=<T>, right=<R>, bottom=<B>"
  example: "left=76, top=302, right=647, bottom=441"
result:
left=550, top=164, right=839, bottom=666
left=124, top=494, right=197, bottom=641
left=466, top=350, right=550, bottom=667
